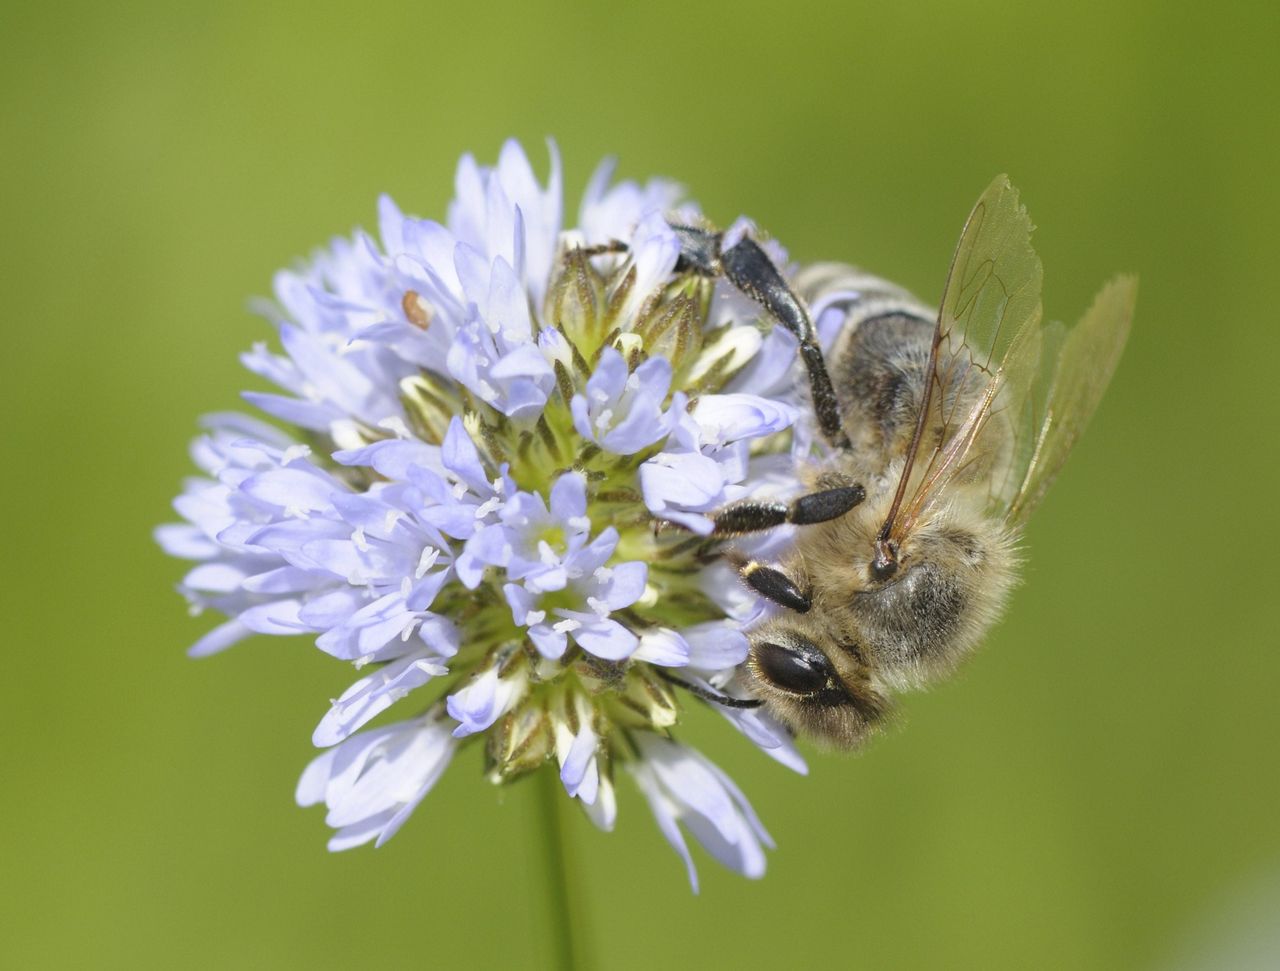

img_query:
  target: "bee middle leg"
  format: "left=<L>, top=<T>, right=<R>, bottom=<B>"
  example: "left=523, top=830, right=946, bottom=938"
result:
left=710, top=486, right=866, bottom=614
left=711, top=485, right=866, bottom=535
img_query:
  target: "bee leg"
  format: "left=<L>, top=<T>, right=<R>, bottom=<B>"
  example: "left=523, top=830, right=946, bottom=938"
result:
left=736, top=559, right=812, bottom=613
left=667, top=223, right=853, bottom=453
left=719, top=237, right=852, bottom=452
left=655, top=669, right=763, bottom=709
left=669, top=223, right=724, bottom=277
left=712, top=485, right=866, bottom=536
left=575, top=239, right=628, bottom=258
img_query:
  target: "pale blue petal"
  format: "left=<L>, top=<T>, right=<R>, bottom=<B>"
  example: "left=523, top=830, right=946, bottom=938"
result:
left=187, top=619, right=252, bottom=658
left=600, top=560, right=647, bottom=610
left=238, top=599, right=307, bottom=634
left=549, top=471, right=587, bottom=522
left=441, top=417, right=489, bottom=493
left=570, top=616, right=638, bottom=660
left=241, top=467, right=341, bottom=513
left=684, top=623, right=749, bottom=669
left=313, top=652, right=447, bottom=746
left=633, top=628, right=691, bottom=667
left=528, top=623, right=567, bottom=659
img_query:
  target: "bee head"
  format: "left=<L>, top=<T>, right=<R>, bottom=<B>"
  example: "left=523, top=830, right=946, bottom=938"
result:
left=745, top=622, right=888, bottom=750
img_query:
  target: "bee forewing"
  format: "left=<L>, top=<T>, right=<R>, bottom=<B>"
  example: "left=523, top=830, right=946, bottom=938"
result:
left=937, top=175, right=1044, bottom=379
left=885, top=176, right=1046, bottom=541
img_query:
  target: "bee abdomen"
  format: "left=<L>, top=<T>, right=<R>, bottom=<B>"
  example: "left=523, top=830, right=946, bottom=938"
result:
left=796, top=263, right=930, bottom=328
left=830, top=312, right=935, bottom=456
left=794, top=263, right=936, bottom=455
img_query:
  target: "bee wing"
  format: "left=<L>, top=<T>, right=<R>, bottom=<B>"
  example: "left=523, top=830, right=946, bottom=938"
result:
left=881, top=176, right=1044, bottom=545
left=1003, top=275, right=1137, bottom=525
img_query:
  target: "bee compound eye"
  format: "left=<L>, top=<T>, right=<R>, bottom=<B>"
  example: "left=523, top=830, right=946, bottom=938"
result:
left=753, top=641, right=832, bottom=696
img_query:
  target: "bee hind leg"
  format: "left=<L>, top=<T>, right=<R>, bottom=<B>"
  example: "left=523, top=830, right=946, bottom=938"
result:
left=590, top=222, right=854, bottom=450
left=668, top=222, right=853, bottom=453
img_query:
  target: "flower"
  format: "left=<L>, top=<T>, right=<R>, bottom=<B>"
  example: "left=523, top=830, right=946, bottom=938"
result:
left=628, top=735, right=774, bottom=892
left=160, top=139, right=811, bottom=889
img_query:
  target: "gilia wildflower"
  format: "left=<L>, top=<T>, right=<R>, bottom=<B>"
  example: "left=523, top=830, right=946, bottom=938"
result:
left=159, top=140, right=809, bottom=887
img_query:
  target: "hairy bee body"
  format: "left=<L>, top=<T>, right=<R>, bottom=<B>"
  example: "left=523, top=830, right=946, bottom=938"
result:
left=742, top=268, right=1020, bottom=744
left=724, top=181, right=1135, bottom=749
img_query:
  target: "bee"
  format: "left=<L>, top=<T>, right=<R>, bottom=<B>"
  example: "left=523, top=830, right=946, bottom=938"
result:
left=665, top=176, right=1136, bottom=747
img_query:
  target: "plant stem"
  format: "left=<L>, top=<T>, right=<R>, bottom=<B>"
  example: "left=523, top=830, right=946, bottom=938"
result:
left=535, top=766, right=582, bottom=970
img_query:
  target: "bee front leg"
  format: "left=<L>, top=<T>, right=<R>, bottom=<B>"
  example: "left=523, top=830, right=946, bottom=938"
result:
left=733, top=558, right=812, bottom=614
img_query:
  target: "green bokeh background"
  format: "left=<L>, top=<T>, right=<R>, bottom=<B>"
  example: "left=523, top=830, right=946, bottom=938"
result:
left=5, top=1, right=1277, bottom=967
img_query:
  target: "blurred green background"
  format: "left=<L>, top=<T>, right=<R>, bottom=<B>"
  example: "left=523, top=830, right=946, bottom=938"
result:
left=4, top=0, right=1277, bottom=967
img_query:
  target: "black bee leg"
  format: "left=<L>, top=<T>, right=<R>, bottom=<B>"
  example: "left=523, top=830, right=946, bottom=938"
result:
left=655, top=669, right=763, bottom=709
left=576, top=239, right=629, bottom=258
left=719, top=237, right=852, bottom=452
left=668, top=223, right=853, bottom=453
left=736, top=559, right=811, bottom=613
left=712, top=485, right=866, bottom=536
left=669, top=224, right=724, bottom=277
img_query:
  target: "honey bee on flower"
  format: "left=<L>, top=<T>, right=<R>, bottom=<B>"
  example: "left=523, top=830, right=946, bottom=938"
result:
left=160, top=140, right=1131, bottom=890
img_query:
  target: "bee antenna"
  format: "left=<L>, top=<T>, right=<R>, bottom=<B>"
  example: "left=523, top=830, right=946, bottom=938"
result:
left=656, top=669, right=763, bottom=709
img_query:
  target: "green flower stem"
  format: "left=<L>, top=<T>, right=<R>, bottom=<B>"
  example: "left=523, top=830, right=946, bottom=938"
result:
left=535, top=766, right=586, bottom=970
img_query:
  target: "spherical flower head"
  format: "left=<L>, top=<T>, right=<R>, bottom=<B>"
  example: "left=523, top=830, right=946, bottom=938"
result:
left=159, top=139, right=809, bottom=889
